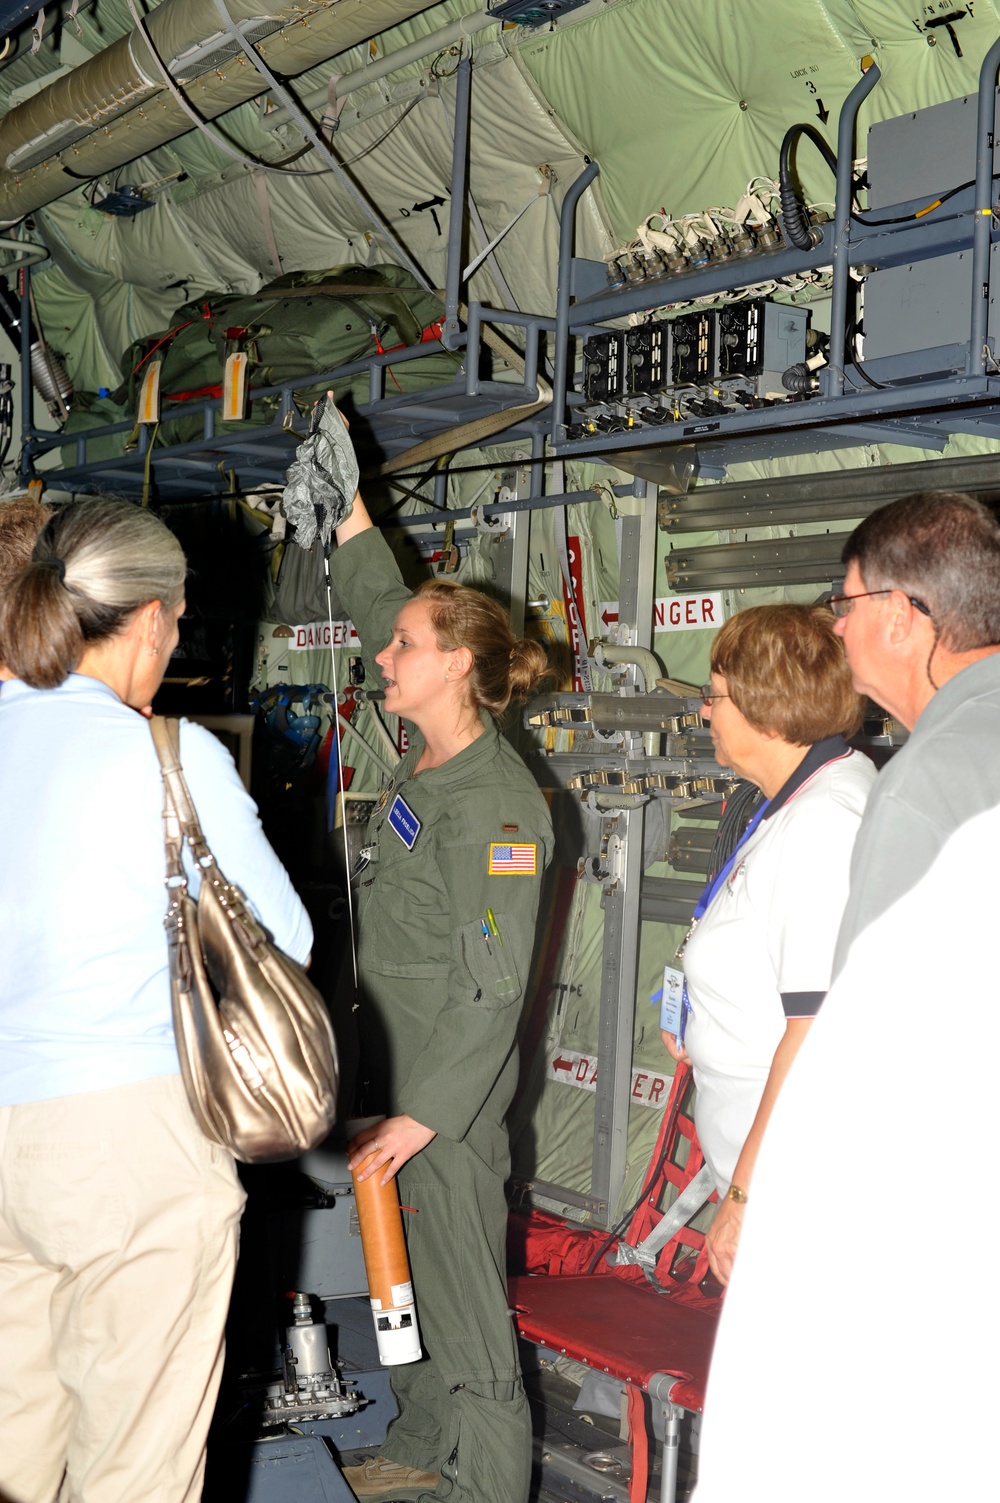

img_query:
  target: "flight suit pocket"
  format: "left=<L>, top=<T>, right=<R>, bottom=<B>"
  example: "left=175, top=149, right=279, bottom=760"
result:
left=458, top=915, right=521, bottom=1008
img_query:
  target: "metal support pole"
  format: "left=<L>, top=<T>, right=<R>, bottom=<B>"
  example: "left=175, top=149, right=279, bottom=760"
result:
left=660, top=1403, right=681, bottom=1503
left=465, top=301, right=482, bottom=396
left=479, top=459, right=530, bottom=636
left=589, top=485, right=656, bottom=1225
left=551, top=160, right=600, bottom=444
left=646, top=1378, right=684, bottom=1503
left=970, top=36, right=1000, bottom=375
left=18, top=266, right=32, bottom=482
left=591, top=803, right=645, bottom=1226
left=443, top=54, right=473, bottom=349
left=827, top=61, right=881, bottom=396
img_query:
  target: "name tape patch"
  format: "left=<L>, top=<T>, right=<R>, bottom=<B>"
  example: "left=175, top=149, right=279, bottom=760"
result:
left=388, top=793, right=421, bottom=849
left=489, top=842, right=537, bottom=875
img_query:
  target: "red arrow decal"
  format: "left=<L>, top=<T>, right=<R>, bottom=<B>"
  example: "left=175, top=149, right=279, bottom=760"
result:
left=551, top=1056, right=574, bottom=1073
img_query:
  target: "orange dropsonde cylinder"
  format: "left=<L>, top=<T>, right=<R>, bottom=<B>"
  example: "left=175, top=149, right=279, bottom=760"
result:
left=351, top=1151, right=422, bottom=1366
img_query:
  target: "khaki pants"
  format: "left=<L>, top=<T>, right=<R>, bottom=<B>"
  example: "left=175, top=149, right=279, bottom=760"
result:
left=0, top=1075, right=245, bottom=1503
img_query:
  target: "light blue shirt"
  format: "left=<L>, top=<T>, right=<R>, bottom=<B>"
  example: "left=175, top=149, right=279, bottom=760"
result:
left=0, top=674, right=313, bottom=1105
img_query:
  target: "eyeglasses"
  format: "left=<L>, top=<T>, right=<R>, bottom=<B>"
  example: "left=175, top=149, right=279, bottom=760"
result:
left=828, top=588, right=933, bottom=619
left=699, top=684, right=730, bottom=706
left=828, top=589, right=892, bottom=617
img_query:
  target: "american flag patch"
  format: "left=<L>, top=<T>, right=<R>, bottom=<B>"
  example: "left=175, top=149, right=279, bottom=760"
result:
left=489, top=842, right=537, bottom=875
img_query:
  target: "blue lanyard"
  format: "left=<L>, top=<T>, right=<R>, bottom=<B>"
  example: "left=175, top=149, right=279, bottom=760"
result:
left=679, top=798, right=770, bottom=1044
left=692, top=799, right=770, bottom=921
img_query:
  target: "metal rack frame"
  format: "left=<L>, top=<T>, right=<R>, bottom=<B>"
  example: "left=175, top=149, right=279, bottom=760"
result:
left=24, top=40, right=1000, bottom=500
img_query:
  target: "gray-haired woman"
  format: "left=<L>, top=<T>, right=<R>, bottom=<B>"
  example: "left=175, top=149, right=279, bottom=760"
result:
left=0, top=497, right=312, bottom=1503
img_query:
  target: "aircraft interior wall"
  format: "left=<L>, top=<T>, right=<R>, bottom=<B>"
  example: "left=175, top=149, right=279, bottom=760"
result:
left=2, top=0, right=999, bottom=1498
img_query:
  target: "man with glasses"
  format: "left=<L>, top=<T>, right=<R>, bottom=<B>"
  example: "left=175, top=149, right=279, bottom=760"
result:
left=828, top=489, right=1000, bottom=972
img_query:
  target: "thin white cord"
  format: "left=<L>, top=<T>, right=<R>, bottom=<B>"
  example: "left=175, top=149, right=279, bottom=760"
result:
left=324, top=552, right=359, bottom=995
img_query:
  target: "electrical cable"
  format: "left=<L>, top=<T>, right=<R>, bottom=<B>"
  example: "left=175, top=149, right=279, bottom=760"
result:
left=845, top=356, right=889, bottom=392
left=581, top=1135, right=675, bottom=1277
left=373, top=455, right=550, bottom=481
left=852, top=178, right=975, bottom=227
left=332, top=94, right=424, bottom=168
left=124, top=0, right=332, bottom=179
left=778, top=122, right=840, bottom=251
left=705, top=779, right=765, bottom=878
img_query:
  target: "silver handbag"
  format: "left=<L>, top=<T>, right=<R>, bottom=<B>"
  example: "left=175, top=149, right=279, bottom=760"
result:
left=150, top=716, right=338, bottom=1162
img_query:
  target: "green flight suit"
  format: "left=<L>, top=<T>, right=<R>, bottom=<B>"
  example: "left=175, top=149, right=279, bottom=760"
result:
left=329, top=529, right=553, bottom=1503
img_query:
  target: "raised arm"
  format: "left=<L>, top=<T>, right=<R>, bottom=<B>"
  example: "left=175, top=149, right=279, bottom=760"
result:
left=335, top=487, right=370, bottom=547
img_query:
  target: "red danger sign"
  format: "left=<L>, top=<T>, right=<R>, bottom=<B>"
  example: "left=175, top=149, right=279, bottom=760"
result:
left=546, top=1048, right=671, bottom=1110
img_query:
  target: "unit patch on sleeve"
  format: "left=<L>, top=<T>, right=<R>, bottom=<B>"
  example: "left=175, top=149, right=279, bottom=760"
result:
left=388, top=793, right=421, bottom=849
left=489, top=842, right=537, bottom=875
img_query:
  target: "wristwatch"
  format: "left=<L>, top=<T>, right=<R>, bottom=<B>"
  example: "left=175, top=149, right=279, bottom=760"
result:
left=725, top=1183, right=748, bottom=1204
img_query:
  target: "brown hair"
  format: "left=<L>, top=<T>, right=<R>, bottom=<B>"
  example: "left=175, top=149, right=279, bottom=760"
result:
left=0, top=496, right=50, bottom=593
left=415, top=577, right=549, bottom=719
left=0, top=496, right=186, bottom=689
left=711, top=603, right=863, bottom=744
left=842, top=491, right=1000, bottom=652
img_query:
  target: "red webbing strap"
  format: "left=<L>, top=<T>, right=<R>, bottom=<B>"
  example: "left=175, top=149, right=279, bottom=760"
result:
left=626, top=1384, right=649, bottom=1503
left=624, top=1063, right=692, bottom=1247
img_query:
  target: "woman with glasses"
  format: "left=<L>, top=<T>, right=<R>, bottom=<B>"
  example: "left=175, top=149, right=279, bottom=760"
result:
left=662, top=604, right=875, bottom=1285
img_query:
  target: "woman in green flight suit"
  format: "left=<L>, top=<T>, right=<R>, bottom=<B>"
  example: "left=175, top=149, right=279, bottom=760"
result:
left=333, top=489, right=554, bottom=1503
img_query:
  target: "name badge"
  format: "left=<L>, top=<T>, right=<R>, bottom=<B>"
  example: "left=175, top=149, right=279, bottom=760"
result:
left=658, top=965, right=685, bottom=1035
left=388, top=793, right=421, bottom=849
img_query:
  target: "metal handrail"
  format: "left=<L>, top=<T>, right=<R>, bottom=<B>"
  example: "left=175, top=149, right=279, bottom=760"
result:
left=970, top=34, right=1000, bottom=374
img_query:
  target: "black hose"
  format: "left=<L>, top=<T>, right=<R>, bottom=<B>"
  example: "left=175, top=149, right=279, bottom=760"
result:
left=778, top=122, right=839, bottom=251
left=706, top=779, right=765, bottom=878
left=781, top=361, right=815, bottom=393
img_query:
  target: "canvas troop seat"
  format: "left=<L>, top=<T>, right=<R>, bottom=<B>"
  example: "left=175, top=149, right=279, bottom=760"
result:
left=508, top=1064, right=721, bottom=1503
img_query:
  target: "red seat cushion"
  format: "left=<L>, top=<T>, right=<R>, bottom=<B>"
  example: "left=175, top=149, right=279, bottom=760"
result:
left=509, top=1271, right=718, bottom=1412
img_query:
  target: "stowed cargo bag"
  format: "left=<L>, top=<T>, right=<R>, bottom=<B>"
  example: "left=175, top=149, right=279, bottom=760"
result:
left=117, top=264, right=454, bottom=442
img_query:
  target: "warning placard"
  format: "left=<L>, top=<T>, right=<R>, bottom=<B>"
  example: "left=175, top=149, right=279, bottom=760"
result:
left=546, top=1048, right=671, bottom=1110
left=600, top=594, right=724, bottom=634
left=288, top=619, right=360, bottom=652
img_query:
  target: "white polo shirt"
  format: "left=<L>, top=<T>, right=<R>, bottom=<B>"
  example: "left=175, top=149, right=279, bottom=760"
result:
left=683, top=743, right=875, bottom=1191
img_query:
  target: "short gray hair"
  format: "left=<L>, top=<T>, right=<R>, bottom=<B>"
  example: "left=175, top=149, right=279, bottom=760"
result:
left=0, top=495, right=187, bottom=688
left=842, top=491, right=1000, bottom=653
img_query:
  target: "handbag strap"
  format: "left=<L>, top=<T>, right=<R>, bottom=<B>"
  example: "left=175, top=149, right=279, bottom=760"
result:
left=149, top=715, right=214, bottom=885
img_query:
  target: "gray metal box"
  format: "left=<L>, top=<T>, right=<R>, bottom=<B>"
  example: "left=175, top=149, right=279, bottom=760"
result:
left=864, top=249, right=973, bottom=360
left=863, top=244, right=1000, bottom=376
left=867, top=90, right=1000, bottom=211
left=757, top=302, right=809, bottom=397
